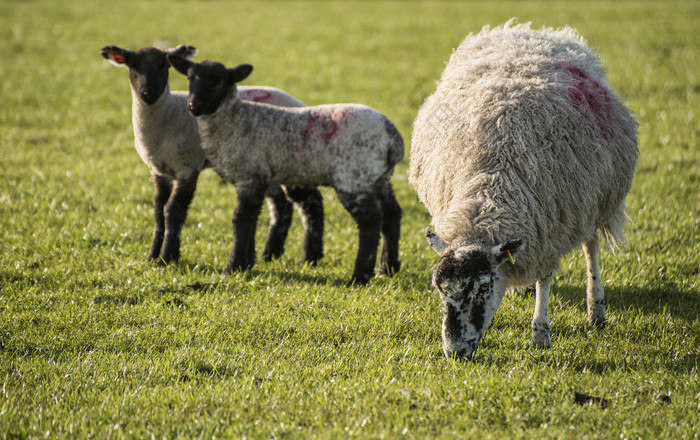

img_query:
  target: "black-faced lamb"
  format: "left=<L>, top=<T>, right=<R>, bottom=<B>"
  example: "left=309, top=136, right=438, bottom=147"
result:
left=100, top=45, right=324, bottom=265
left=409, top=21, right=638, bottom=360
left=166, top=55, right=404, bottom=284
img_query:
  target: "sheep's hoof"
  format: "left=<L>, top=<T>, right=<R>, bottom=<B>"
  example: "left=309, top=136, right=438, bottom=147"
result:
left=302, top=258, right=319, bottom=267
left=378, top=261, right=401, bottom=277
left=348, top=272, right=372, bottom=286
left=587, top=315, right=607, bottom=329
left=530, top=322, right=551, bottom=349
left=224, top=262, right=253, bottom=275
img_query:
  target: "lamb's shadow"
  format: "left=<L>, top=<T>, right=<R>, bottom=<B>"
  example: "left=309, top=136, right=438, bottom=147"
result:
left=175, top=259, right=352, bottom=289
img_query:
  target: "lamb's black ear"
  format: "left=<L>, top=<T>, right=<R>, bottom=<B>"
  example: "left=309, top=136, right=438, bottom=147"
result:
left=166, top=54, right=193, bottom=76
left=228, top=64, right=253, bottom=85
left=101, top=46, right=131, bottom=66
left=166, top=45, right=198, bottom=60
left=491, top=239, right=527, bottom=265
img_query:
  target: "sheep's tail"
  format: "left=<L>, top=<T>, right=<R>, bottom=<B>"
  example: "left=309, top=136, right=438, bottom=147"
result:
left=601, top=203, right=629, bottom=252
left=384, top=117, right=405, bottom=166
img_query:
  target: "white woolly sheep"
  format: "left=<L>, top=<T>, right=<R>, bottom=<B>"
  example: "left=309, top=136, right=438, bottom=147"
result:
left=409, top=21, right=638, bottom=360
left=100, top=45, right=324, bottom=265
left=166, top=55, right=404, bottom=284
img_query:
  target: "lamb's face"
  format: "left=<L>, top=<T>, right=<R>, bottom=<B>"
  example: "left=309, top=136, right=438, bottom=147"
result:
left=426, top=228, right=526, bottom=360
left=101, top=45, right=197, bottom=106
left=126, top=48, right=170, bottom=106
left=167, top=56, right=253, bottom=117
left=183, top=61, right=233, bottom=116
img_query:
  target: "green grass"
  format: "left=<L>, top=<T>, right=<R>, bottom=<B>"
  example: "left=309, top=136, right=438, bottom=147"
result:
left=1, top=0, right=698, bottom=438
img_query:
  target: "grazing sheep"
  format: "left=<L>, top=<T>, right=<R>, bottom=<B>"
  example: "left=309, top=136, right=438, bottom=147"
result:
left=100, top=45, right=324, bottom=265
left=409, top=21, right=638, bottom=359
left=166, top=55, right=404, bottom=284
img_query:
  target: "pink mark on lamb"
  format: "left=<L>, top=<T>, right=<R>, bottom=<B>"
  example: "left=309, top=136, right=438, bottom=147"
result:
left=559, top=62, right=613, bottom=140
left=300, top=107, right=351, bottom=151
left=245, top=89, right=273, bottom=103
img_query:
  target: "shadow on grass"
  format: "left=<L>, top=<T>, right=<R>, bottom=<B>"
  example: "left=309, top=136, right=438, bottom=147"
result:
left=550, top=282, right=700, bottom=323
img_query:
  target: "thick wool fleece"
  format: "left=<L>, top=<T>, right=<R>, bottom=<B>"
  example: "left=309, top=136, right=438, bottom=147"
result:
left=409, top=20, right=638, bottom=286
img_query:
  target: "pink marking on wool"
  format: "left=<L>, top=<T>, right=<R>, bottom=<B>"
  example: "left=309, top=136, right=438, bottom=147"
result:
left=245, top=88, right=274, bottom=103
left=300, top=112, right=320, bottom=152
left=558, top=61, right=613, bottom=140
left=299, top=106, right=352, bottom=151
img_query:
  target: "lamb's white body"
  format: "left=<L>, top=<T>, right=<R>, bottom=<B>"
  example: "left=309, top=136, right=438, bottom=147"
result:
left=197, top=100, right=403, bottom=193
left=132, top=86, right=305, bottom=181
left=409, top=21, right=638, bottom=359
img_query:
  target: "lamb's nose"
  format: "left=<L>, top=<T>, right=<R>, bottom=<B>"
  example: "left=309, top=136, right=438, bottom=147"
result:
left=188, top=101, right=201, bottom=116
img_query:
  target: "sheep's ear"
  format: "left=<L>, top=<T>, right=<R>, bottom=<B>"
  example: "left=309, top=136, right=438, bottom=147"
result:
left=426, top=227, right=449, bottom=255
left=167, top=45, right=198, bottom=60
left=491, top=239, right=526, bottom=266
left=167, top=54, right=193, bottom=76
left=101, top=46, right=131, bottom=67
left=228, top=64, right=253, bottom=85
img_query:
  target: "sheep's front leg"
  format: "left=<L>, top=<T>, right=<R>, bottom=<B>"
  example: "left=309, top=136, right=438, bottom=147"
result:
left=531, top=273, right=552, bottom=349
left=226, top=186, right=264, bottom=273
left=337, top=191, right=382, bottom=285
left=583, top=235, right=606, bottom=327
left=148, top=174, right=173, bottom=262
left=261, top=187, right=293, bottom=262
left=160, top=171, right=199, bottom=264
left=284, top=186, right=324, bottom=266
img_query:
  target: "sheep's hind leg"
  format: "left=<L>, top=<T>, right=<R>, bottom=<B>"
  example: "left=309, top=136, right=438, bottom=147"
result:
left=337, top=190, right=382, bottom=285
left=261, top=187, right=293, bottom=262
left=583, top=234, right=606, bottom=327
left=284, top=186, right=324, bottom=266
left=376, top=180, right=401, bottom=276
left=160, top=172, right=199, bottom=264
left=148, top=174, right=173, bottom=262
left=225, top=187, right=264, bottom=273
left=531, top=273, right=552, bottom=349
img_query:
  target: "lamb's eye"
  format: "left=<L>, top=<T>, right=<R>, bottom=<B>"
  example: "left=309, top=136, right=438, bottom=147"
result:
left=478, top=284, right=489, bottom=293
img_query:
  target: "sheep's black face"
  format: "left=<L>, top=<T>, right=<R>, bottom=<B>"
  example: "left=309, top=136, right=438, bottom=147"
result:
left=102, top=45, right=198, bottom=107
left=127, top=48, right=170, bottom=106
left=167, top=56, right=254, bottom=117
left=185, top=61, right=232, bottom=117
left=426, top=228, right=526, bottom=360
left=433, top=247, right=502, bottom=360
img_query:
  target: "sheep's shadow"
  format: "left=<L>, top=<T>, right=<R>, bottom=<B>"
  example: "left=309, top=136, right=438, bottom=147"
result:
left=546, top=282, right=700, bottom=323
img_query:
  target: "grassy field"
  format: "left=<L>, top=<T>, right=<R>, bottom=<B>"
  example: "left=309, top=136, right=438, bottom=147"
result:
left=1, top=0, right=698, bottom=438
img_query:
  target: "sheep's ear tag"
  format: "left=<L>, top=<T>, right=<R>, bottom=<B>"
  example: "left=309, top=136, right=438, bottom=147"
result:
left=112, top=53, right=127, bottom=64
left=426, top=227, right=449, bottom=255
left=493, top=239, right=526, bottom=265
left=100, top=46, right=128, bottom=66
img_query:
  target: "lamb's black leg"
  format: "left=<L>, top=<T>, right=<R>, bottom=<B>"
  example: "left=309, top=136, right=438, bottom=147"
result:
left=376, top=180, right=402, bottom=276
left=261, top=186, right=293, bottom=262
left=337, top=190, right=382, bottom=285
left=148, top=174, right=173, bottom=262
left=284, top=185, right=324, bottom=266
left=160, top=171, right=199, bottom=264
left=225, top=186, right=264, bottom=274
